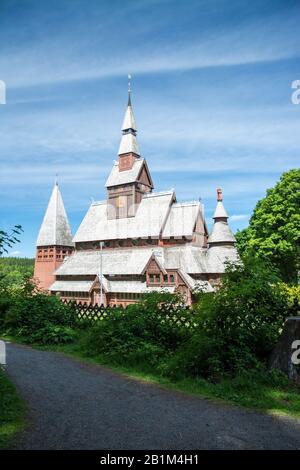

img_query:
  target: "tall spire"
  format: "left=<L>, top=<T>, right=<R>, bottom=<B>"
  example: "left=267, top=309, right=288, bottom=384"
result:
left=119, top=75, right=140, bottom=156
left=36, top=183, right=74, bottom=247
left=208, top=188, right=236, bottom=246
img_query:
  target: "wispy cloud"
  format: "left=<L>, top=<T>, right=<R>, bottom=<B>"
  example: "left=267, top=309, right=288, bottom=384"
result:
left=9, top=250, right=22, bottom=256
left=1, top=1, right=299, bottom=88
left=230, top=214, right=250, bottom=221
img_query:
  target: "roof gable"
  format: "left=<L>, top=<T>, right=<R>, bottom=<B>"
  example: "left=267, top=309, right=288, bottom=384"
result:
left=162, top=202, right=201, bottom=239
left=105, top=158, right=153, bottom=188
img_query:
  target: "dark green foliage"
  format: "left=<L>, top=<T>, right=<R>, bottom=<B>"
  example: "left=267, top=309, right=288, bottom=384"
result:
left=189, top=257, right=289, bottom=376
left=80, top=292, right=190, bottom=371
left=1, top=279, right=77, bottom=344
left=27, top=325, right=78, bottom=345
left=0, top=257, right=34, bottom=288
left=236, top=169, right=300, bottom=282
left=159, top=332, right=221, bottom=381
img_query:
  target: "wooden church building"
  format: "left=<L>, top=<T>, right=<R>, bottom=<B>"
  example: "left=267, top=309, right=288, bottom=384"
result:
left=34, top=88, right=238, bottom=306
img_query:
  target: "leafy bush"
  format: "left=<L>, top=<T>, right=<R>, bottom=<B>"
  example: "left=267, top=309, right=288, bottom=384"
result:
left=191, top=257, right=291, bottom=377
left=1, top=279, right=77, bottom=344
left=279, top=283, right=300, bottom=315
left=27, top=325, right=78, bottom=345
left=80, top=292, right=190, bottom=370
left=160, top=331, right=222, bottom=381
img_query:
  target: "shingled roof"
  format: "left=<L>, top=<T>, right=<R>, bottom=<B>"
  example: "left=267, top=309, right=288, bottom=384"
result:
left=162, top=202, right=201, bottom=239
left=208, top=190, right=236, bottom=246
left=36, top=183, right=74, bottom=247
left=105, top=158, right=145, bottom=187
left=55, top=242, right=237, bottom=278
left=73, top=190, right=175, bottom=242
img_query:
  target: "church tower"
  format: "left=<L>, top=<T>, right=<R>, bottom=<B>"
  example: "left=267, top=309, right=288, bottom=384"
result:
left=34, top=182, right=74, bottom=290
left=208, top=188, right=236, bottom=247
left=105, top=82, right=153, bottom=219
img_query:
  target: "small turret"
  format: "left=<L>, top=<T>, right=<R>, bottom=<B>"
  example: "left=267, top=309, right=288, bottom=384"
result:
left=208, top=188, right=236, bottom=247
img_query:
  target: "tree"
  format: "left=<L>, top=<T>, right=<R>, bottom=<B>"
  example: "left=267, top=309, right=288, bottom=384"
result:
left=0, top=225, right=23, bottom=256
left=236, top=169, right=300, bottom=283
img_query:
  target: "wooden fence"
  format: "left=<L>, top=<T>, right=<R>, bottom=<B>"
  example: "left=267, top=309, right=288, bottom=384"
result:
left=62, top=299, right=196, bottom=329
left=62, top=300, right=121, bottom=322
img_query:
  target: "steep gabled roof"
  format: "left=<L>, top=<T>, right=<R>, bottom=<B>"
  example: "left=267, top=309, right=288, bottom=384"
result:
left=73, top=190, right=174, bottom=242
left=141, top=253, right=167, bottom=275
left=106, top=158, right=144, bottom=187
left=36, top=183, right=74, bottom=247
left=162, top=202, right=201, bottom=239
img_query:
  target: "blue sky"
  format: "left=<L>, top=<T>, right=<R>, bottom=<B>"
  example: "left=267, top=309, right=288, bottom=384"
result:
left=0, top=0, right=299, bottom=257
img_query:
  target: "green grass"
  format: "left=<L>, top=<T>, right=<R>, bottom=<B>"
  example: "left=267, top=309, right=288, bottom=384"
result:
left=0, top=368, right=25, bottom=449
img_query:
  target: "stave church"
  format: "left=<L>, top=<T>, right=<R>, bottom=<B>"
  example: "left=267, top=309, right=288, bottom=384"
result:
left=34, top=87, right=238, bottom=306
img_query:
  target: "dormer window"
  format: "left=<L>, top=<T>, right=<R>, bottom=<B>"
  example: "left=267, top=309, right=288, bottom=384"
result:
left=149, top=274, right=160, bottom=285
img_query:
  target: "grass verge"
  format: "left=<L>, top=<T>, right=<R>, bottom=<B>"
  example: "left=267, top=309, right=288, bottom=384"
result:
left=0, top=368, right=25, bottom=449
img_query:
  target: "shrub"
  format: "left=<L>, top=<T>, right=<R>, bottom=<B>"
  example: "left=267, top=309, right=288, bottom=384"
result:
left=192, top=257, right=291, bottom=377
left=27, top=325, right=78, bottom=345
left=160, top=331, right=222, bottom=381
left=80, top=292, right=190, bottom=369
left=2, top=279, right=77, bottom=343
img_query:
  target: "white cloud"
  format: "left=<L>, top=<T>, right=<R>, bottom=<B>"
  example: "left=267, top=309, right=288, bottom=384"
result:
left=9, top=250, right=22, bottom=256
left=230, top=214, right=250, bottom=221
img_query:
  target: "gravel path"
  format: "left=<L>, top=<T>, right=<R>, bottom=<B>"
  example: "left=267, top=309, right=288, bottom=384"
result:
left=5, top=342, right=300, bottom=450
